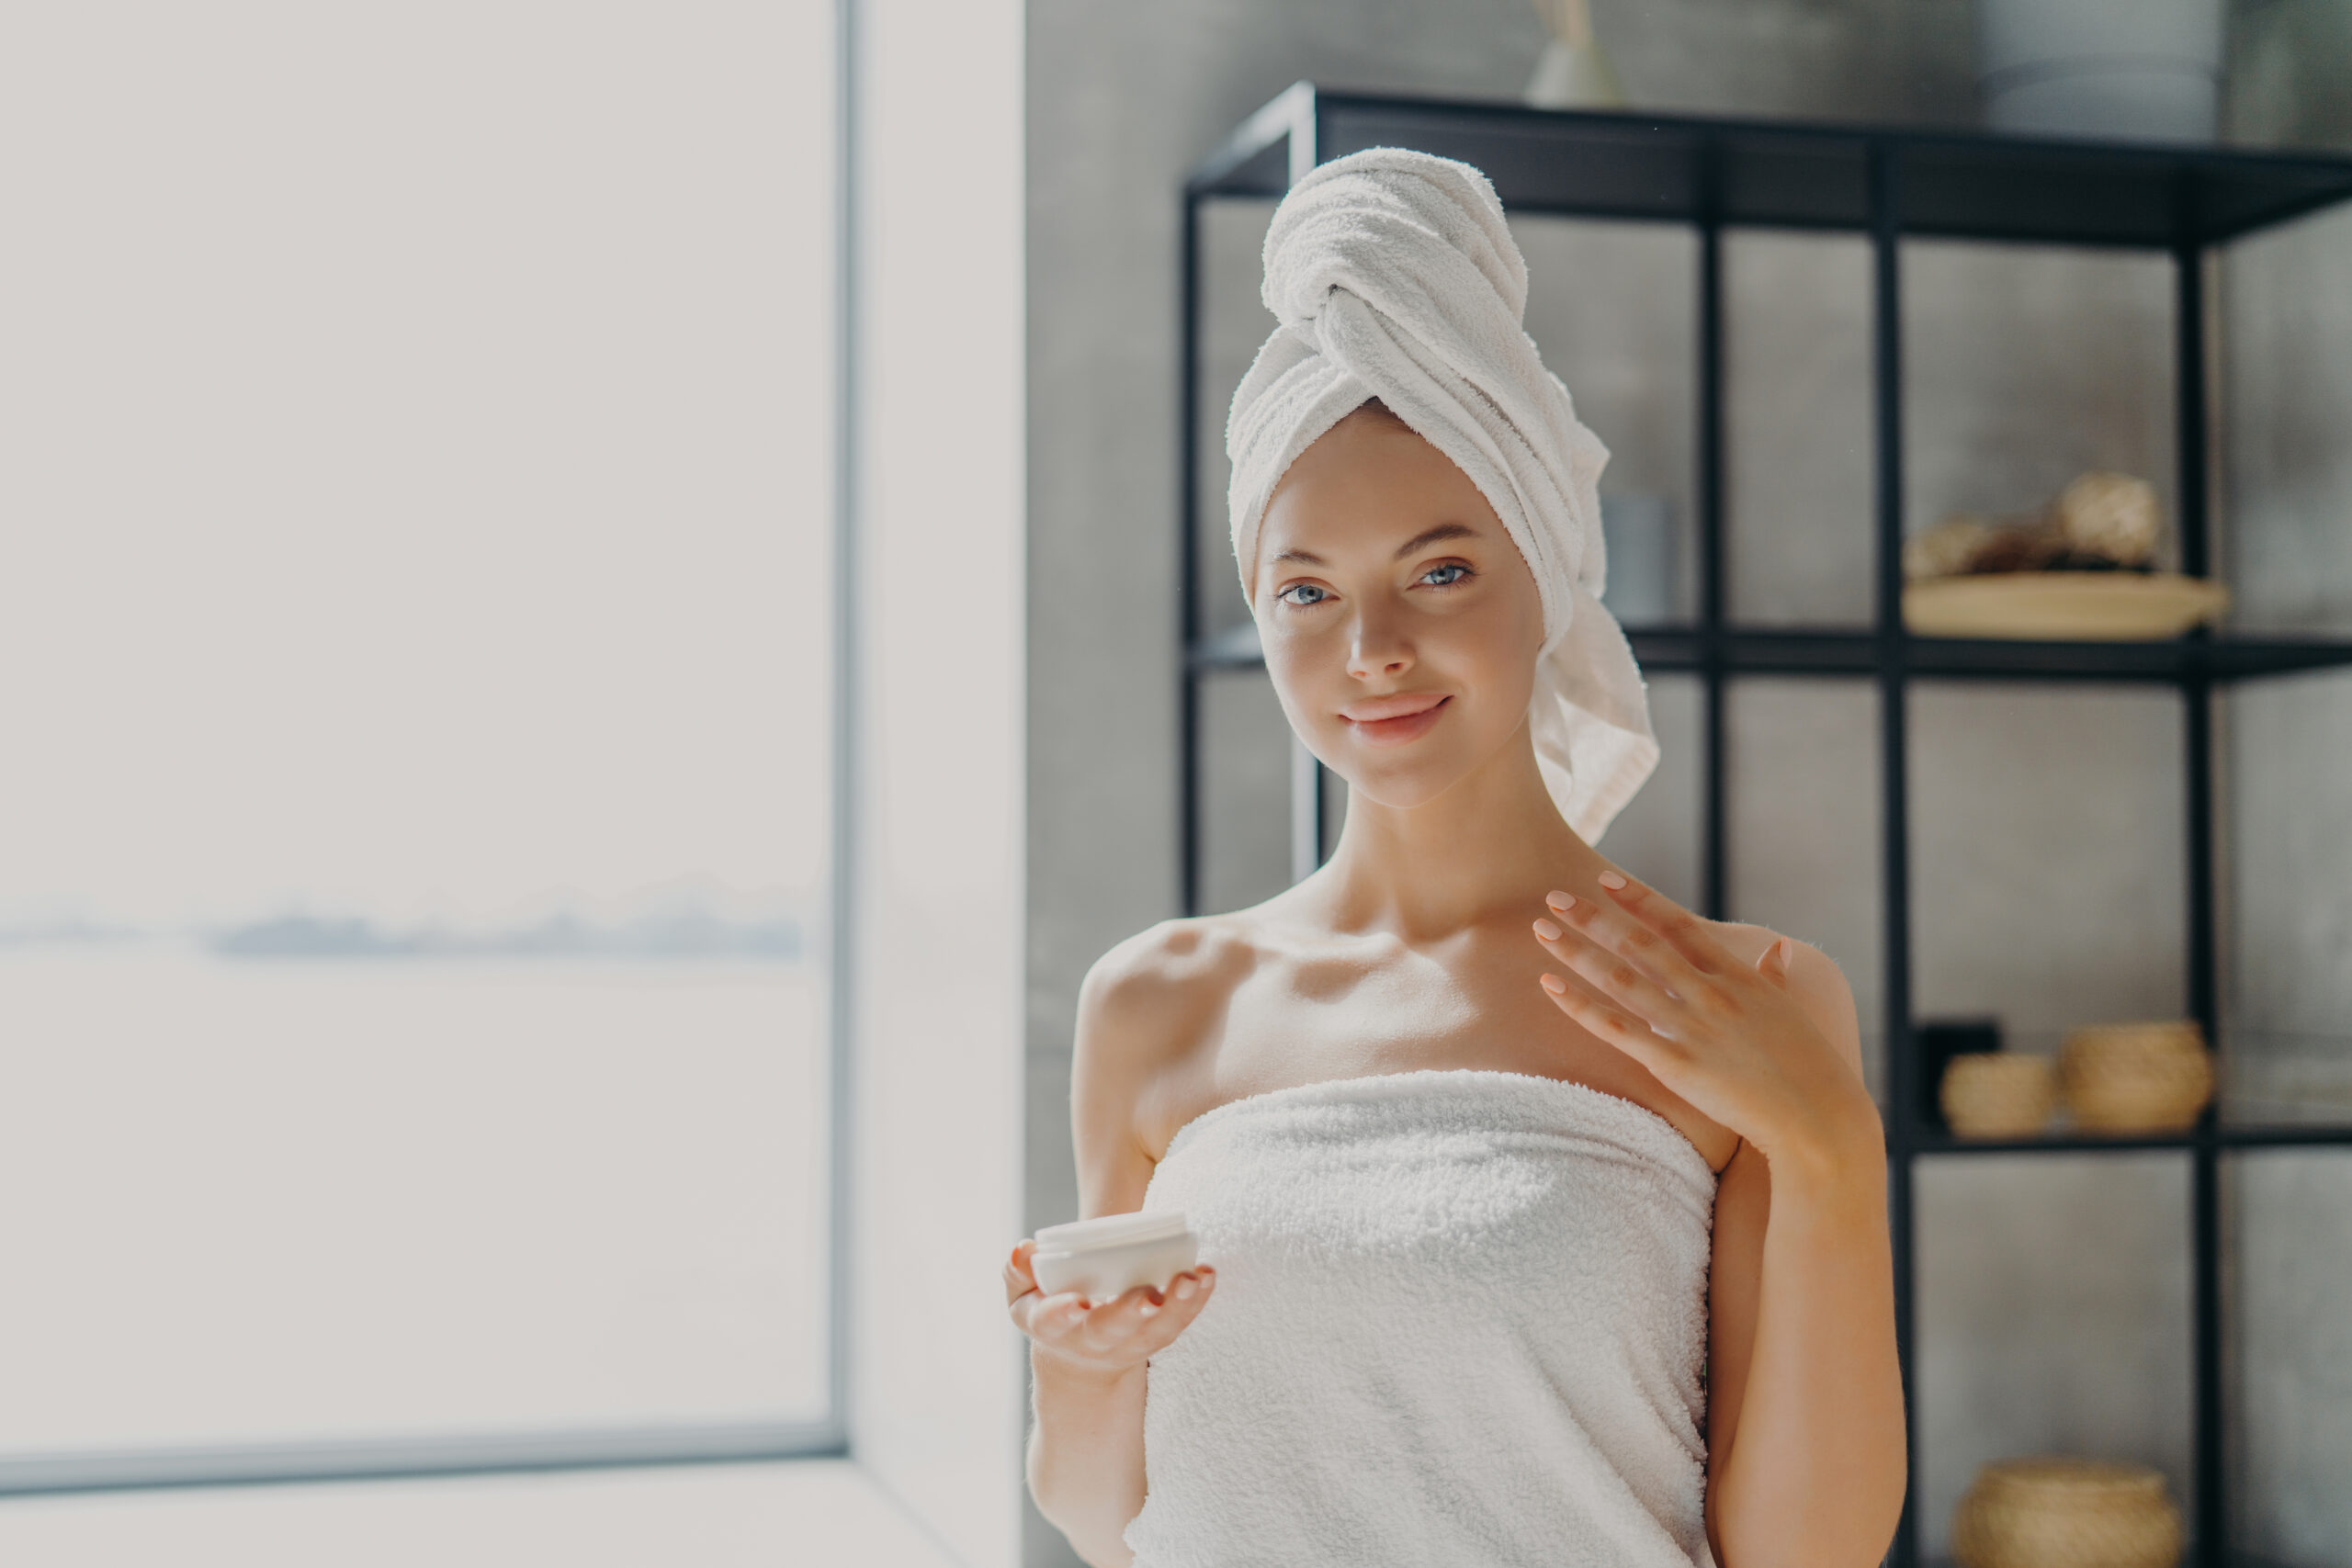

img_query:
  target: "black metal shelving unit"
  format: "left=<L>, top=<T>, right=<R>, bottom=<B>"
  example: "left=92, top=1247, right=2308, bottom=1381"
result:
left=1177, top=81, right=2352, bottom=1568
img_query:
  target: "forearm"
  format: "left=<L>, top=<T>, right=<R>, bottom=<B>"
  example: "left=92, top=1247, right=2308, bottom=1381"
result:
left=1713, top=1138, right=1907, bottom=1568
left=1027, top=1347, right=1148, bottom=1566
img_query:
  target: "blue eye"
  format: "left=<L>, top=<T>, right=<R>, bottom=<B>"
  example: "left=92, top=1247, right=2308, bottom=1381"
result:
left=1277, top=583, right=1330, bottom=607
left=1421, top=563, right=1471, bottom=587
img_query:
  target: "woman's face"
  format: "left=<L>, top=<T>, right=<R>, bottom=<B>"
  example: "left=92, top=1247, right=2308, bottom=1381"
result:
left=1251, top=402, right=1547, bottom=812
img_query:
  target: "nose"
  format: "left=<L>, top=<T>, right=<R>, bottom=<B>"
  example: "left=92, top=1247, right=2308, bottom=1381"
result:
left=1345, top=603, right=1414, bottom=682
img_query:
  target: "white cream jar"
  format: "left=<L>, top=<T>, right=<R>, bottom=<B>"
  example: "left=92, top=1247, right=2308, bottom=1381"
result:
left=1029, top=1211, right=1198, bottom=1304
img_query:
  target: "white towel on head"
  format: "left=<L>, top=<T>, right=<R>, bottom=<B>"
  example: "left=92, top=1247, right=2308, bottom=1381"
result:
left=1226, top=145, right=1660, bottom=842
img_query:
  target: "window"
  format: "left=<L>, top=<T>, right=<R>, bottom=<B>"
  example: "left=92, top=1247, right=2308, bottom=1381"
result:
left=0, top=1, right=839, bottom=1483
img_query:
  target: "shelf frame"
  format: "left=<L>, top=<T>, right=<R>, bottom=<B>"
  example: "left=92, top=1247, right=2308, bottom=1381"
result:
left=1176, top=81, right=2352, bottom=1568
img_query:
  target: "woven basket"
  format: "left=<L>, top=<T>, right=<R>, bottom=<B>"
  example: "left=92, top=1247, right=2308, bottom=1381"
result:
left=2061, top=1021, right=2213, bottom=1134
left=1952, top=1455, right=2182, bottom=1568
left=1940, top=1053, right=2057, bottom=1138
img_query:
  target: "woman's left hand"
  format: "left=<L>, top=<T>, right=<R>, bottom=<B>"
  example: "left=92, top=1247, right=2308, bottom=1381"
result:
left=1531, top=872, right=1880, bottom=1176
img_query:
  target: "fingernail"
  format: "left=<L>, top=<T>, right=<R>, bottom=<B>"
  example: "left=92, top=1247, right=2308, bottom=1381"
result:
left=1598, top=870, right=1628, bottom=889
left=1546, top=889, right=1575, bottom=909
left=1532, top=918, right=1562, bottom=941
left=1541, top=973, right=1566, bottom=994
left=1176, top=1279, right=1196, bottom=1298
left=1140, top=1302, right=1160, bottom=1316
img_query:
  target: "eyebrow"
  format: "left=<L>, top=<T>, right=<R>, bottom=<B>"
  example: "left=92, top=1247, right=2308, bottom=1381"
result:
left=1269, top=521, right=1482, bottom=568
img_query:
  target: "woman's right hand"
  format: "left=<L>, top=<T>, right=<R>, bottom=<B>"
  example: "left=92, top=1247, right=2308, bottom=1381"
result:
left=1005, top=1237, right=1216, bottom=1375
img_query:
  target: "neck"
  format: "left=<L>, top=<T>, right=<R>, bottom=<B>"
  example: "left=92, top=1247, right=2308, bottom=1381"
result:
left=1312, top=719, right=1608, bottom=941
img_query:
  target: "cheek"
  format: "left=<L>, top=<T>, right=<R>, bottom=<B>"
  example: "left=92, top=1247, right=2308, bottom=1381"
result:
left=1485, top=583, right=1547, bottom=709
left=1436, top=597, right=1542, bottom=709
left=1261, top=637, right=1338, bottom=736
left=1466, top=631, right=1540, bottom=726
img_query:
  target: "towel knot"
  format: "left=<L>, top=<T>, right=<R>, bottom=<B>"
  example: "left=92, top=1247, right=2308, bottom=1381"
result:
left=1261, top=157, right=1529, bottom=341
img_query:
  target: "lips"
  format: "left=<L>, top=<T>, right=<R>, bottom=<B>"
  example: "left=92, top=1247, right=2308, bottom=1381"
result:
left=1342, top=692, right=1447, bottom=722
left=1340, top=692, right=1450, bottom=746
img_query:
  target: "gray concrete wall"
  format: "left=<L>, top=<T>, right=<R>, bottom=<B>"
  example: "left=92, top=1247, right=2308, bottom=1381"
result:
left=1024, top=4, right=2352, bottom=1563
left=2219, top=28, right=2352, bottom=1557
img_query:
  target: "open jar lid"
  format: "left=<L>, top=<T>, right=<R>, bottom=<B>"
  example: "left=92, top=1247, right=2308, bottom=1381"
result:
left=1033, top=1211, right=1190, bottom=1253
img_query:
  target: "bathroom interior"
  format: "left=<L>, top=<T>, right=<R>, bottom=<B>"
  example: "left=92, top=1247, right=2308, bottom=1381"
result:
left=0, top=2, right=2346, bottom=1565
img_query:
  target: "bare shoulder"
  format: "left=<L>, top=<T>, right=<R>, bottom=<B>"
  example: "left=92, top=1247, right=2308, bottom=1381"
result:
left=1705, top=918, right=1865, bottom=1081
left=1078, top=913, right=1255, bottom=1037
left=1068, top=914, right=1259, bottom=1218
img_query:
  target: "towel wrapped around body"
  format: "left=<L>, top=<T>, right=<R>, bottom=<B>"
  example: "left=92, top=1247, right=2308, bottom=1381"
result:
left=1121, top=1069, right=1722, bottom=1568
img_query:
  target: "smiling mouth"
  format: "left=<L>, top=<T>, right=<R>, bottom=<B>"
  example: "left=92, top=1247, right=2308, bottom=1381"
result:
left=1340, top=693, right=1450, bottom=745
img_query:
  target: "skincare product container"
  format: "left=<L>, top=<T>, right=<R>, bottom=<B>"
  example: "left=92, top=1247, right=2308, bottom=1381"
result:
left=1030, top=1212, right=1198, bottom=1304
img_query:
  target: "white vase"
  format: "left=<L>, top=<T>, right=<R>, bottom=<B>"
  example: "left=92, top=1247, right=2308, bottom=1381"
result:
left=1523, top=0, right=1625, bottom=110
left=1978, top=0, right=2224, bottom=141
left=1525, top=38, right=1625, bottom=110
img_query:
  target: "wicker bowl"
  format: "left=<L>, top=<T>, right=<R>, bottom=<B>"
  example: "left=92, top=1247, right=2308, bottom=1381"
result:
left=2060, top=1021, right=2213, bottom=1134
left=1952, top=1455, right=2182, bottom=1568
left=1939, top=1053, right=2057, bottom=1138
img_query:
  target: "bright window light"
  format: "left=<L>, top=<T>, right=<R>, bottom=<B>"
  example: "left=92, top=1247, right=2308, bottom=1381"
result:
left=0, top=0, right=835, bottom=1463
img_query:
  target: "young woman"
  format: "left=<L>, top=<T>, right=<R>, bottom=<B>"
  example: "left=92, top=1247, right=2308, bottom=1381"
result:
left=1006, top=149, right=1905, bottom=1568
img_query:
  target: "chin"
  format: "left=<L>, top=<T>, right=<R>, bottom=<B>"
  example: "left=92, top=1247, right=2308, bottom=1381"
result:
left=1328, top=752, right=1472, bottom=813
